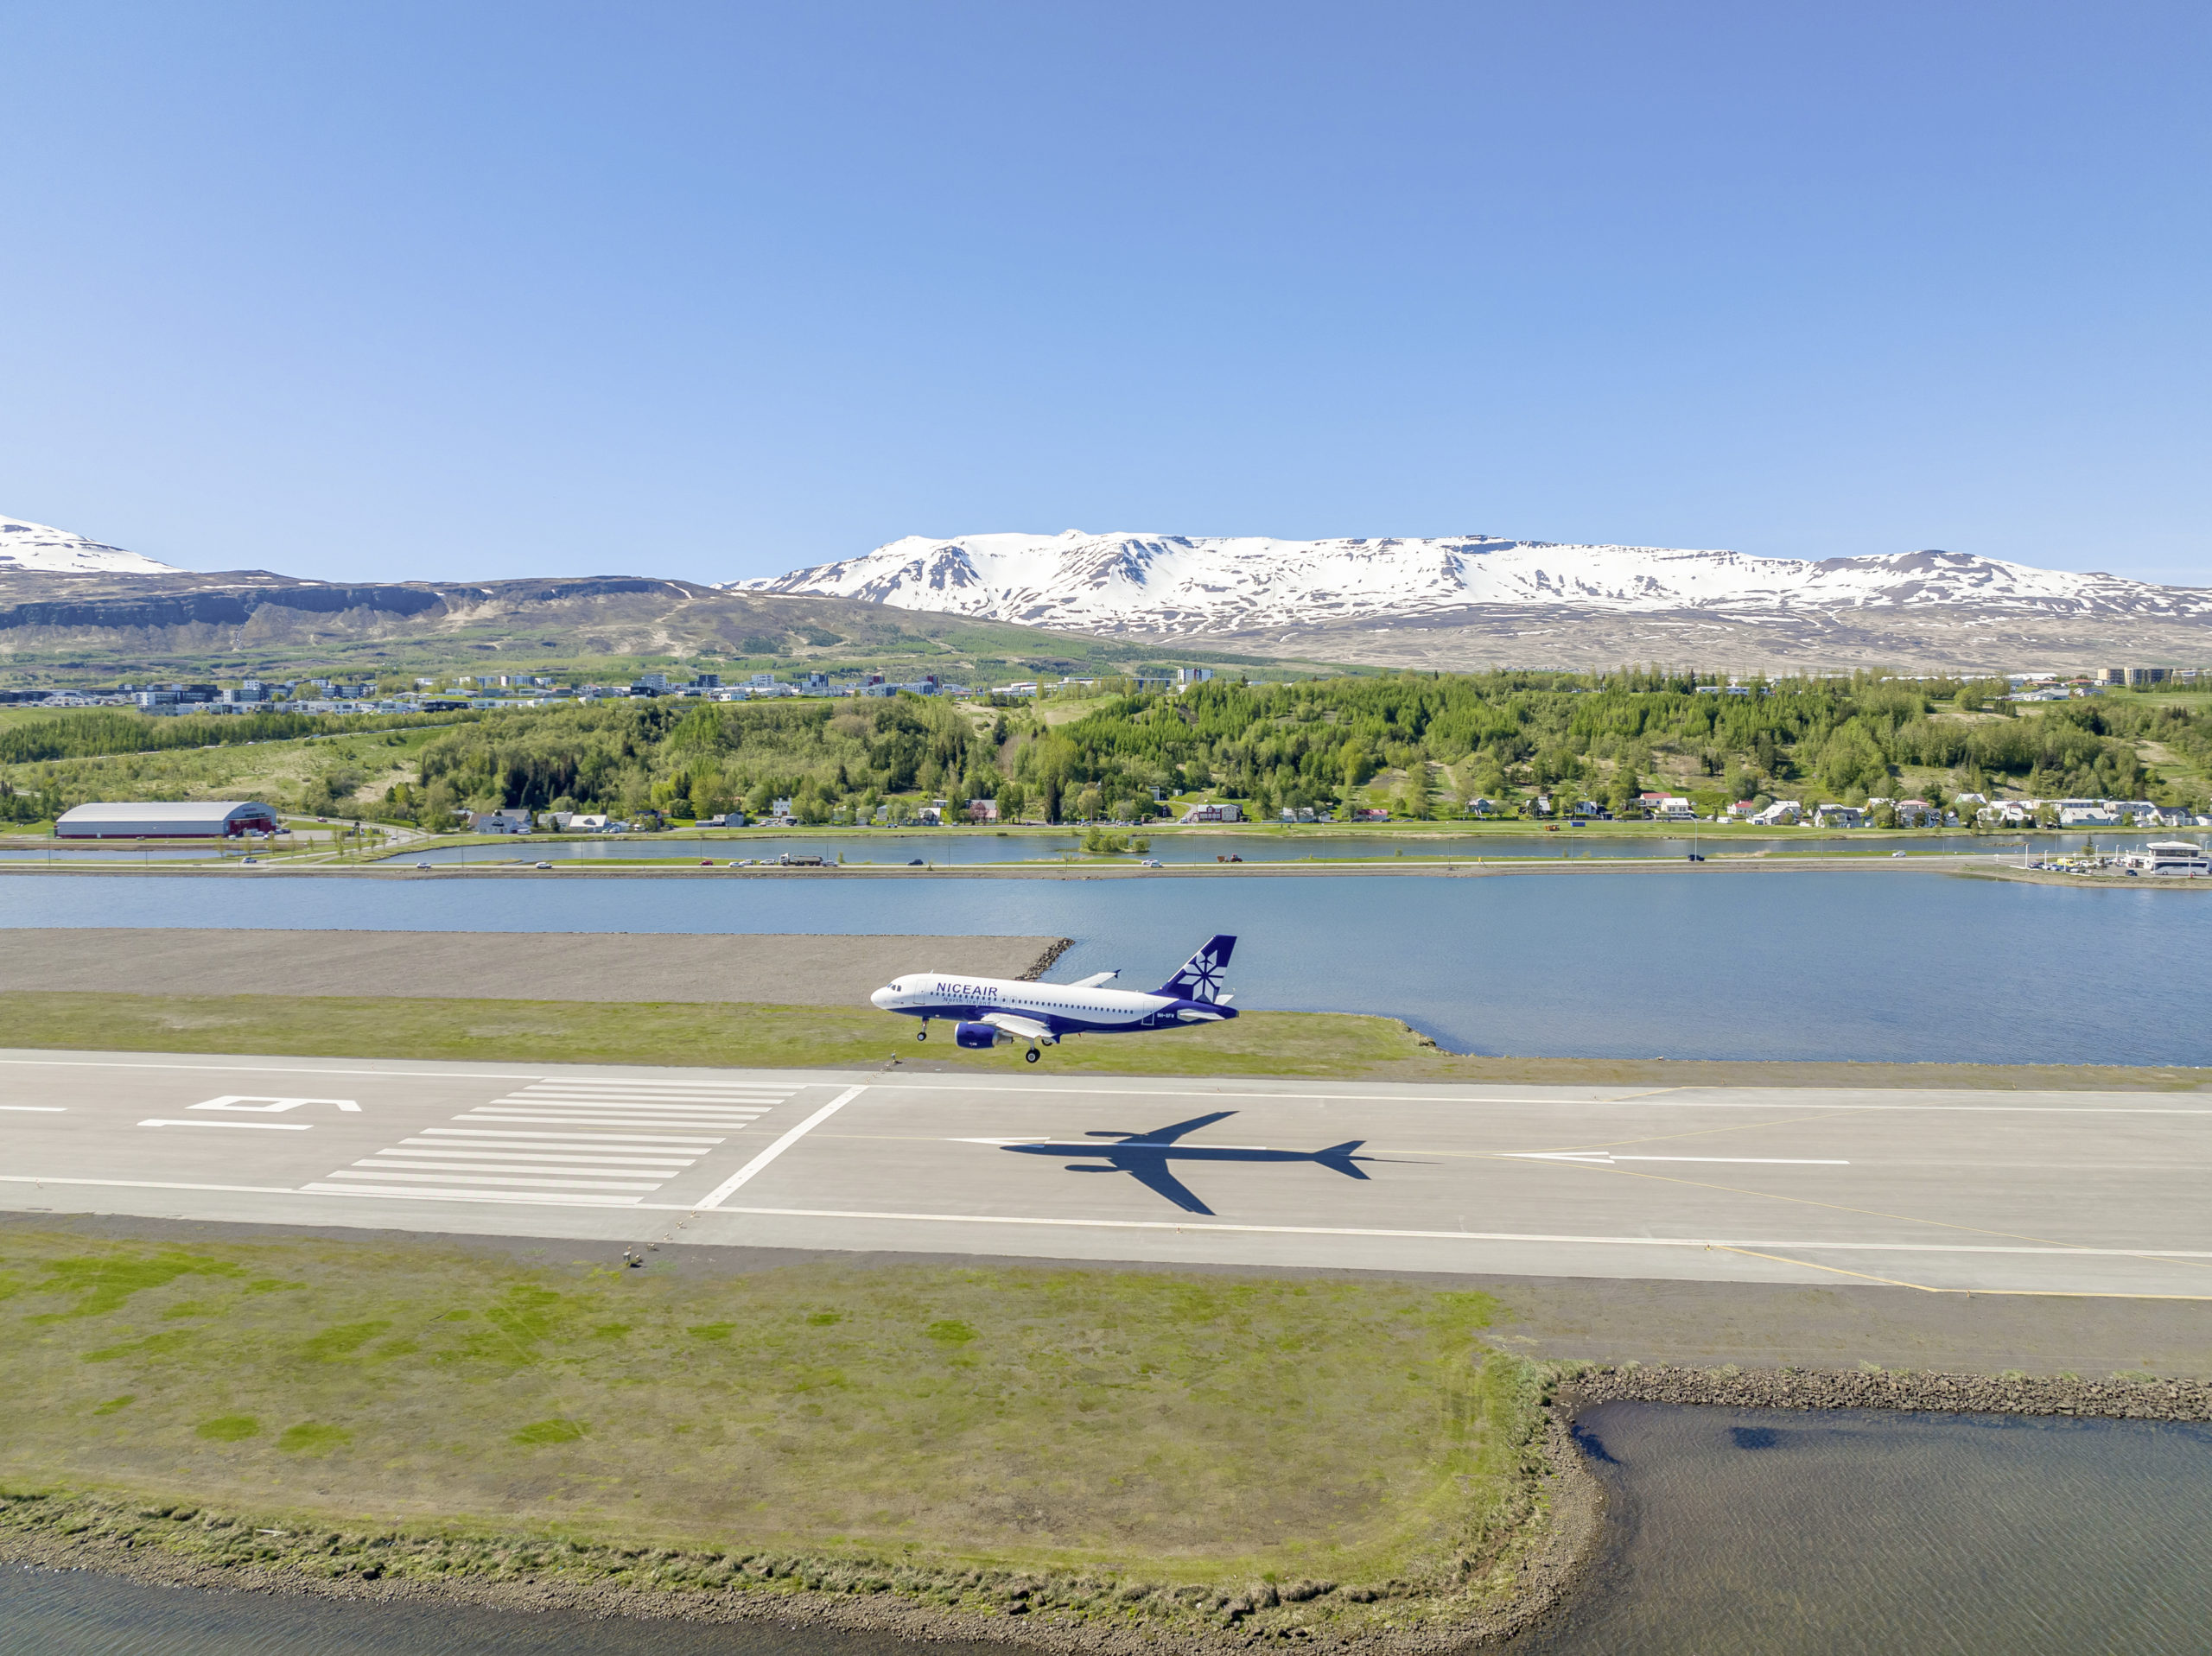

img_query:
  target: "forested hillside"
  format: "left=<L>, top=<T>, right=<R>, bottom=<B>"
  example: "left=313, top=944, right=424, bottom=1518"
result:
left=7, top=671, right=2206, bottom=828
left=391, top=671, right=2212, bottom=826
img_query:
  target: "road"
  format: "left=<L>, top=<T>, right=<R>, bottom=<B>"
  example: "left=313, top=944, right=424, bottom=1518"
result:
left=3, top=1048, right=2210, bottom=1297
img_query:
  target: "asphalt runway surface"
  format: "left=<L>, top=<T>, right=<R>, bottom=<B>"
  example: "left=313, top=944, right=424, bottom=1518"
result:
left=3, top=1048, right=2210, bottom=1298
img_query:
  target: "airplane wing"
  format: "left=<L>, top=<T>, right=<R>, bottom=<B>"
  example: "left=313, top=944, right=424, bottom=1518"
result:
left=1108, top=1149, right=1215, bottom=1215
left=981, top=1012, right=1055, bottom=1043
left=1067, top=970, right=1119, bottom=989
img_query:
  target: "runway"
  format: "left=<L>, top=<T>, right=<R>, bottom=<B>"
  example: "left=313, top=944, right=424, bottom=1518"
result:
left=4, top=1047, right=2211, bottom=1297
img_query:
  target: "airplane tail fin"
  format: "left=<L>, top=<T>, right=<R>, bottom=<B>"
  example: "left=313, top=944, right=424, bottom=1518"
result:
left=1314, top=1139, right=1370, bottom=1180
left=1155, top=934, right=1236, bottom=1001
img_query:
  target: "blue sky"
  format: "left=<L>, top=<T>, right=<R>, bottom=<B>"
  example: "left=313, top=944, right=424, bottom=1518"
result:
left=3, top=2, right=2207, bottom=587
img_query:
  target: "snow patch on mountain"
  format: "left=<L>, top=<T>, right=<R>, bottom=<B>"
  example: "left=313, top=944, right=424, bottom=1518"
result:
left=738, top=531, right=2212, bottom=634
left=0, top=516, right=180, bottom=576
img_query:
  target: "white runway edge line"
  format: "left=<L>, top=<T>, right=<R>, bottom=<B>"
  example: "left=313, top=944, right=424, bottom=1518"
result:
left=696, top=1087, right=868, bottom=1210
left=707, top=1204, right=2212, bottom=1262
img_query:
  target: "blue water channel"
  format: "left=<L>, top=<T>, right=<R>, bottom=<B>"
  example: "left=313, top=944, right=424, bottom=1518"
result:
left=3, top=869, right=2205, bottom=1065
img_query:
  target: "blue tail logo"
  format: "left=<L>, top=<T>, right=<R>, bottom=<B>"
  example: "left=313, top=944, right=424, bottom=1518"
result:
left=1157, top=935, right=1236, bottom=1002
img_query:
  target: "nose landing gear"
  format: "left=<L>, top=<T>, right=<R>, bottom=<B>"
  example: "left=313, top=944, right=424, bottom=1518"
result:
left=917, top=1026, right=928, bottom=1042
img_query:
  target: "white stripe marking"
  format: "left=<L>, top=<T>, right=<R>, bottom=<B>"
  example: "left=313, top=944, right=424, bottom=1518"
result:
left=457, top=1112, right=758, bottom=1124
left=299, top=1183, right=641, bottom=1207
left=0, top=1107, right=64, bottom=1113
left=380, top=1147, right=695, bottom=1167
left=139, top=1118, right=313, bottom=1131
left=498, top=1100, right=769, bottom=1112
left=359, top=1159, right=685, bottom=1178
left=522, top=1078, right=795, bottom=1090
left=323, top=1169, right=664, bottom=1191
left=696, top=1086, right=867, bottom=1209
left=414, top=1130, right=722, bottom=1146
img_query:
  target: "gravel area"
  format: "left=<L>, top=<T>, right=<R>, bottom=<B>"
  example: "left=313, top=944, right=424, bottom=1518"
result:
left=0, top=929, right=1070, bottom=1006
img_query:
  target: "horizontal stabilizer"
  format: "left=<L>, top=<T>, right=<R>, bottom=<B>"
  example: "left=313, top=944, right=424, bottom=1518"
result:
left=1173, top=1007, right=1229, bottom=1023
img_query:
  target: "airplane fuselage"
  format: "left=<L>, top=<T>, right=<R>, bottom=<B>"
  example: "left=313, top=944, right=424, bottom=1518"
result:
left=868, top=973, right=1235, bottom=1038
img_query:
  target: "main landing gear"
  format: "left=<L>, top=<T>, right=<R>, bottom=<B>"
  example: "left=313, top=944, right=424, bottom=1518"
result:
left=1024, top=1047, right=1041, bottom=1063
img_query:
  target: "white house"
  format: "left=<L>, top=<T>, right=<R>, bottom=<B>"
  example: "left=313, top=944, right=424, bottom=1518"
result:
left=466, top=809, right=534, bottom=834
left=1751, top=800, right=1802, bottom=826
left=2059, top=803, right=2119, bottom=827
left=1179, top=802, right=1243, bottom=823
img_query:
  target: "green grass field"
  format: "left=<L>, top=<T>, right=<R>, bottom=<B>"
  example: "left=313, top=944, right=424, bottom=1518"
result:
left=0, top=990, right=2203, bottom=1092
left=0, top=1228, right=1551, bottom=1635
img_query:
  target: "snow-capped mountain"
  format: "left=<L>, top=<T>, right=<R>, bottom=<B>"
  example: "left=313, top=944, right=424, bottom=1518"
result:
left=0, top=516, right=179, bottom=576
left=739, top=531, right=2211, bottom=635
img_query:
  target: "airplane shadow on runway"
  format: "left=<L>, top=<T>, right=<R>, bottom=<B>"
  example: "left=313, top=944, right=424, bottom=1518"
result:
left=974, top=1110, right=1385, bottom=1216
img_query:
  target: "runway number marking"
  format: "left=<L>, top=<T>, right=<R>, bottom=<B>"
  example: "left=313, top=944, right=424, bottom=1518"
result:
left=139, top=1095, right=363, bottom=1129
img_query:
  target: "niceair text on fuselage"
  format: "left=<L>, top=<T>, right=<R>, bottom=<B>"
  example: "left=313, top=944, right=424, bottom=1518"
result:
left=868, top=935, right=1237, bottom=1063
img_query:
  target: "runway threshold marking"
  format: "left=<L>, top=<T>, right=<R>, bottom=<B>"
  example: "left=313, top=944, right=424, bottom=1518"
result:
left=696, top=1086, right=868, bottom=1209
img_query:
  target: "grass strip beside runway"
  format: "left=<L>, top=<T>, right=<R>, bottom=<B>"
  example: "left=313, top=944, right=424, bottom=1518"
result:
left=0, top=1228, right=1552, bottom=1638
left=1, top=990, right=2209, bottom=1090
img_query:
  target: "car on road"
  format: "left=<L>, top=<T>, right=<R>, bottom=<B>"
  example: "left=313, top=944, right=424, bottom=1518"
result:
left=907, top=858, right=925, bottom=866
left=535, top=861, right=552, bottom=869
left=415, top=861, right=431, bottom=870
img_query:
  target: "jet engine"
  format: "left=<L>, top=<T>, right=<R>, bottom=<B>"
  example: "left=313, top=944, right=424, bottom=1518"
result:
left=954, top=1021, right=1007, bottom=1050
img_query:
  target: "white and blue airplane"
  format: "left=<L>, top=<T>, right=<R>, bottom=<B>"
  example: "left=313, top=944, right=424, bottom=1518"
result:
left=868, top=935, right=1237, bottom=1062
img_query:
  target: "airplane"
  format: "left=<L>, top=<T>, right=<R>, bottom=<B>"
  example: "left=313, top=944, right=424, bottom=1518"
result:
left=868, top=935, right=1237, bottom=1063
left=954, top=1109, right=1372, bottom=1215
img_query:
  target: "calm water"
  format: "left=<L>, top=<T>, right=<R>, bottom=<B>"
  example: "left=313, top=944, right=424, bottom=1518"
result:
left=8, top=1405, right=2208, bottom=1654
left=3, top=870, right=2206, bottom=1064
left=0, top=1566, right=999, bottom=1656
left=1506, top=1403, right=2212, bottom=1655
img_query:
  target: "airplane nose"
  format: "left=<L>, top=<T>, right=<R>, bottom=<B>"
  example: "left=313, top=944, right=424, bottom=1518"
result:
left=870, top=985, right=895, bottom=1009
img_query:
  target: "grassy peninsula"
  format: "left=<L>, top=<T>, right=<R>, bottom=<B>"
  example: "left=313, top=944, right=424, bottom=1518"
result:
left=0, top=1228, right=1554, bottom=1640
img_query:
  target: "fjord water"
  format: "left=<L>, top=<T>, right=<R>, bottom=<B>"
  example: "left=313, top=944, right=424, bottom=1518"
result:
left=3, top=869, right=2207, bottom=1064
left=10, top=1404, right=2209, bottom=1655
left=1505, top=1404, right=2212, bottom=1654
